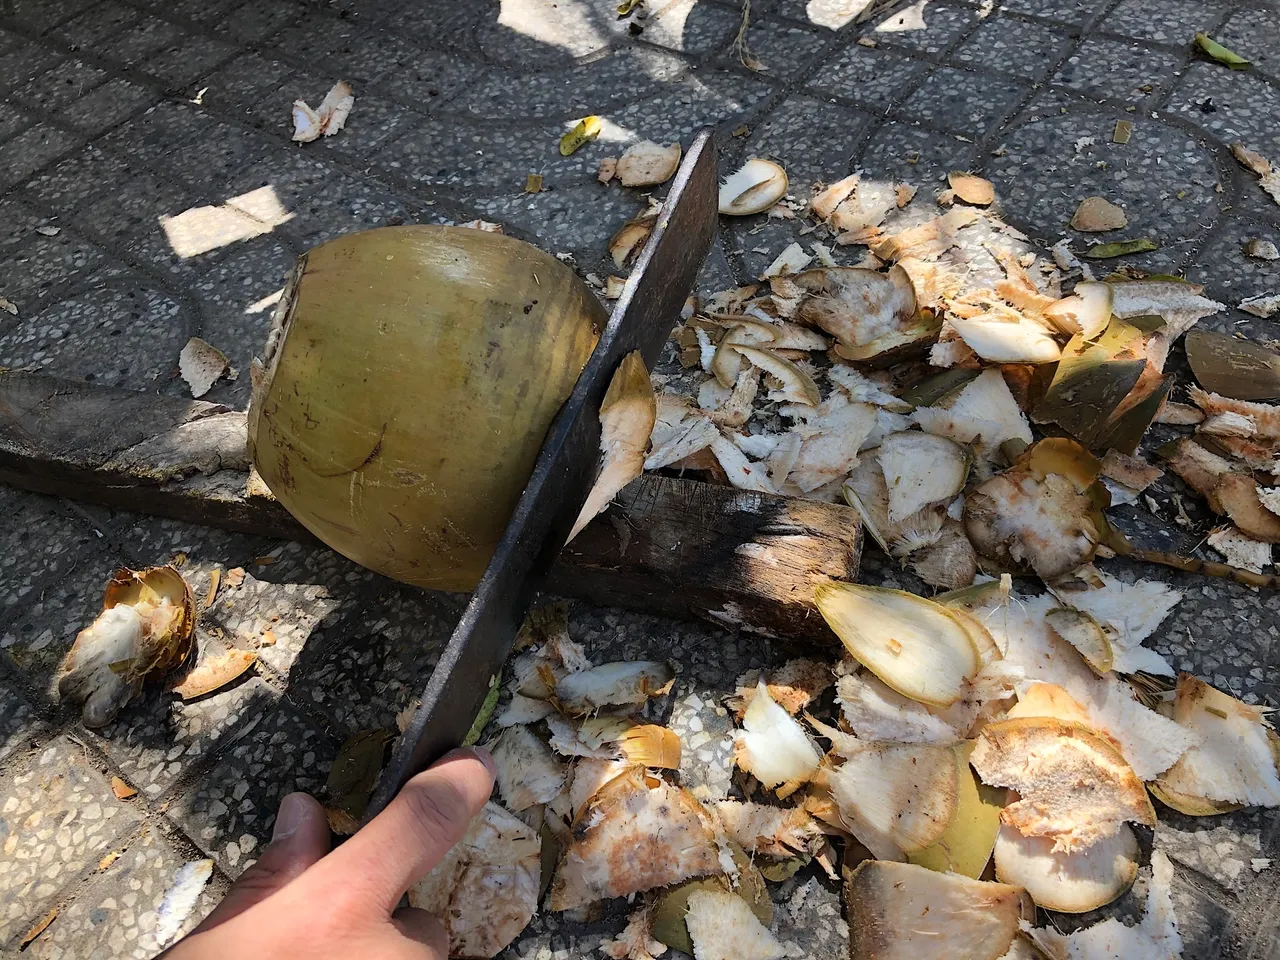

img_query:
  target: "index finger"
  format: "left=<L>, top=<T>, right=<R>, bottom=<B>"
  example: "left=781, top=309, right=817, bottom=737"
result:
left=304, top=748, right=495, bottom=913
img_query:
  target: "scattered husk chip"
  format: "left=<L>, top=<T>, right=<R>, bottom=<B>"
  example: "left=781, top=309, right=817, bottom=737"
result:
left=615, top=140, right=681, bottom=187
left=179, top=337, right=230, bottom=398
left=719, top=159, right=788, bottom=216
left=1070, top=196, right=1128, bottom=232
left=993, top=821, right=1138, bottom=913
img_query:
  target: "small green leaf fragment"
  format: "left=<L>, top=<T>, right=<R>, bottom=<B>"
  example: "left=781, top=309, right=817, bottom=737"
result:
left=462, top=671, right=502, bottom=746
left=617, top=0, right=642, bottom=13
left=1195, top=32, right=1251, bottom=70
left=1084, top=238, right=1159, bottom=259
left=559, top=116, right=602, bottom=156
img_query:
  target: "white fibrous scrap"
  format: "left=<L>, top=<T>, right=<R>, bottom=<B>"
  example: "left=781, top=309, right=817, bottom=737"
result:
left=292, top=80, right=354, bottom=142
left=711, top=800, right=823, bottom=858
left=732, top=681, right=821, bottom=796
left=1207, top=526, right=1272, bottom=573
left=155, top=859, right=214, bottom=947
left=179, top=337, right=230, bottom=398
left=1049, top=566, right=1180, bottom=675
left=408, top=802, right=541, bottom=959
left=684, top=890, right=785, bottom=960
left=487, top=724, right=566, bottom=811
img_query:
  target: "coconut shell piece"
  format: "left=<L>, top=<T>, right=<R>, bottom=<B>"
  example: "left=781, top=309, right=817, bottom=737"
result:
left=408, top=802, right=541, bottom=957
left=569, top=351, right=656, bottom=541
left=549, top=769, right=723, bottom=910
left=57, top=566, right=196, bottom=727
left=179, top=337, right=230, bottom=398
left=971, top=717, right=1156, bottom=853
left=993, top=821, right=1138, bottom=913
left=845, top=860, right=1028, bottom=960
left=171, top=648, right=257, bottom=700
left=488, top=725, right=567, bottom=812
left=810, top=174, right=859, bottom=221
left=907, top=743, right=1005, bottom=878
left=1186, top=329, right=1280, bottom=401
left=948, top=172, right=995, bottom=206
left=615, top=140, right=681, bottom=188
left=610, top=215, right=657, bottom=269
left=1214, top=473, right=1280, bottom=543
left=1151, top=674, right=1280, bottom=809
left=793, top=264, right=934, bottom=364
left=719, top=159, right=788, bottom=216
left=1069, top=196, right=1128, bottom=232
left=871, top=208, right=982, bottom=263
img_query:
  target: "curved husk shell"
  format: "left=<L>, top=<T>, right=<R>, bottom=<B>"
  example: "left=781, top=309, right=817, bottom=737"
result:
left=993, top=821, right=1138, bottom=913
left=248, top=226, right=603, bottom=591
left=907, top=743, right=1005, bottom=878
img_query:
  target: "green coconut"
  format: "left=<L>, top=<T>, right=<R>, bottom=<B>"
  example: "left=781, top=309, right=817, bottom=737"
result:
left=248, top=226, right=605, bottom=590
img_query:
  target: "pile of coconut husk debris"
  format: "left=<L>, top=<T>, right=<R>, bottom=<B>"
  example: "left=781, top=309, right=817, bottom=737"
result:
left=421, top=568, right=1277, bottom=959
left=638, top=159, right=1280, bottom=589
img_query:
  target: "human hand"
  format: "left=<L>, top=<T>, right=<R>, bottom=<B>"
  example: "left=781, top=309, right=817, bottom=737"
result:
left=163, top=747, right=496, bottom=959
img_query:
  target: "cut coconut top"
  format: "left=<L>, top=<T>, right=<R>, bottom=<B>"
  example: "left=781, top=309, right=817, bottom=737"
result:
left=720, top=159, right=789, bottom=216
left=937, top=367, right=1033, bottom=449
left=994, top=821, right=1138, bottom=914
left=1189, top=385, right=1280, bottom=442
left=843, top=454, right=945, bottom=555
left=615, top=140, right=681, bottom=188
left=948, top=312, right=1062, bottom=364
left=816, top=583, right=980, bottom=707
left=971, top=716, right=1156, bottom=853
left=784, top=399, right=878, bottom=493
left=827, top=740, right=962, bottom=858
left=845, top=860, right=1027, bottom=960
left=549, top=769, right=722, bottom=910
left=949, top=172, right=995, bottom=206
left=1154, top=674, right=1280, bottom=807
left=793, top=265, right=919, bottom=351
left=733, top=681, right=822, bottom=795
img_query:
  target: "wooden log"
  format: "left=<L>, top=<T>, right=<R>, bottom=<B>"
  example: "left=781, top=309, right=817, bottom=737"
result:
left=0, top=372, right=860, bottom=641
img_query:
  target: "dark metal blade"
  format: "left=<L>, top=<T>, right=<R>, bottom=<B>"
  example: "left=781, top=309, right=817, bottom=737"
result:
left=365, top=127, right=719, bottom=818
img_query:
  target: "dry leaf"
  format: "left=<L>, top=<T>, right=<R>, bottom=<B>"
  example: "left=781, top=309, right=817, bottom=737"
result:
left=19, top=908, right=57, bottom=948
left=1070, top=196, right=1128, bottom=232
left=111, top=775, right=138, bottom=800
left=1113, top=120, right=1133, bottom=144
left=525, top=173, right=543, bottom=193
left=172, top=649, right=257, bottom=699
left=948, top=172, right=995, bottom=206
left=204, top=567, right=221, bottom=608
left=179, top=337, right=229, bottom=398
left=560, top=116, right=603, bottom=156
left=98, top=850, right=122, bottom=871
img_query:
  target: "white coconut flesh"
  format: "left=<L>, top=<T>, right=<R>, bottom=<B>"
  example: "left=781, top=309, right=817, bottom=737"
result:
left=1048, top=568, right=1180, bottom=676
left=1154, top=674, right=1280, bottom=807
left=940, top=368, right=1033, bottom=448
left=827, top=740, right=961, bottom=858
left=845, top=860, right=1027, bottom=960
left=684, top=889, right=786, bottom=960
left=554, top=660, right=674, bottom=714
left=836, top=670, right=977, bottom=743
left=487, top=724, right=567, bottom=811
left=407, top=802, right=541, bottom=959
left=993, top=822, right=1138, bottom=913
left=711, top=800, right=823, bottom=858
left=785, top=400, right=878, bottom=493
left=877, top=431, right=970, bottom=523
left=948, top=314, right=1062, bottom=364
left=843, top=456, right=946, bottom=556
left=815, top=583, right=980, bottom=707
left=733, top=681, right=822, bottom=793
left=733, top=345, right=820, bottom=406
left=794, top=265, right=919, bottom=353
left=56, top=604, right=146, bottom=728
left=719, top=159, right=789, bottom=216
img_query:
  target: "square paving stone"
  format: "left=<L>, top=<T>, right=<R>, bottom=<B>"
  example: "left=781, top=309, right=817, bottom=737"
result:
left=951, top=14, right=1072, bottom=81
left=856, top=116, right=976, bottom=187
left=807, top=43, right=930, bottom=110
left=0, top=197, right=50, bottom=253
left=193, top=52, right=297, bottom=118
left=50, top=2, right=140, bottom=46
left=1102, top=0, right=1229, bottom=43
left=21, top=146, right=134, bottom=215
left=0, top=102, right=37, bottom=143
left=278, top=178, right=422, bottom=248
left=722, top=19, right=829, bottom=78
left=0, top=123, right=79, bottom=188
left=220, top=150, right=339, bottom=217
left=25, top=824, right=221, bottom=959
left=0, top=671, right=48, bottom=766
left=103, top=17, right=189, bottom=67
left=635, top=0, right=742, bottom=56
left=2, top=0, right=95, bottom=34
left=139, top=35, right=239, bottom=90
left=168, top=702, right=335, bottom=877
left=0, top=489, right=99, bottom=630
left=1184, top=216, right=1280, bottom=335
left=996, top=0, right=1107, bottom=23
left=0, top=233, right=114, bottom=308
left=0, top=737, right=142, bottom=945
left=747, top=94, right=876, bottom=189
left=157, top=121, right=276, bottom=191
left=0, top=41, right=65, bottom=94
left=899, top=65, right=1027, bottom=135
left=96, top=101, right=220, bottom=168
left=11, top=59, right=108, bottom=113
left=272, top=14, right=409, bottom=86
left=1214, top=7, right=1280, bottom=78
left=165, top=0, right=251, bottom=27
left=292, top=585, right=462, bottom=735
left=77, top=171, right=196, bottom=244
left=1052, top=36, right=1184, bottom=103
left=0, top=284, right=192, bottom=396
left=868, top=0, right=978, bottom=54
left=1167, top=63, right=1280, bottom=159
left=57, top=79, right=162, bottom=137
left=211, top=0, right=306, bottom=42
left=86, top=676, right=277, bottom=801
left=308, top=93, right=418, bottom=158
left=375, top=47, right=488, bottom=109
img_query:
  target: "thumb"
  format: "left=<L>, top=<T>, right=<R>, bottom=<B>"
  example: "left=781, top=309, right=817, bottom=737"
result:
left=191, top=792, right=332, bottom=931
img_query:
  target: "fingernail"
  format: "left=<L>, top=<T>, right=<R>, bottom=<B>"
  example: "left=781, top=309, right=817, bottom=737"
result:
left=439, top=746, right=496, bottom=777
left=272, top=793, right=309, bottom=841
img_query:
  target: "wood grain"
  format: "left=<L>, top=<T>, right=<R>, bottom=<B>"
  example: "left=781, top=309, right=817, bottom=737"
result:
left=0, top=372, right=860, bottom=641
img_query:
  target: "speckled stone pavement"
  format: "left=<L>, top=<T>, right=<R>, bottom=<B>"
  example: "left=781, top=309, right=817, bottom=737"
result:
left=1, top=0, right=1279, bottom=956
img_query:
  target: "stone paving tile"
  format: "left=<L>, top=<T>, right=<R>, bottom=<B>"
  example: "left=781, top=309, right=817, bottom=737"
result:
left=158, top=119, right=276, bottom=192
left=167, top=701, right=334, bottom=877
left=1052, top=35, right=1184, bottom=104
left=987, top=110, right=1221, bottom=274
left=0, top=489, right=100, bottom=630
left=747, top=93, right=875, bottom=189
left=0, top=122, right=79, bottom=188
left=867, top=1, right=978, bottom=54
left=1166, top=62, right=1280, bottom=160
left=76, top=170, right=196, bottom=244
left=0, top=668, right=48, bottom=767
left=1, top=0, right=96, bottom=35
left=57, top=78, right=162, bottom=137
left=951, top=14, right=1073, bottom=81
left=857, top=115, right=977, bottom=187
left=634, top=0, right=743, bottom=56
left=210, top=0, right=305, bottom=43
left=0, top=39, right=65, bottom=96
left=899, top=64, right=1028, bottom=135
left=997, top=0, right=1109, bottom=23
left=0, top=235, right=119, bottom=316
left=85, top=676, right=277, bottom=800
left=0, top=284, right=194, bottom=394
left=20, top=145, right=134, bottom=215
left=1184, top=216, right=1280, bottom=337
left=138, top=35, right=240, bottom=91
left=0, top=101, right=37, bottom=142
left=725, top=18, right=829, bottom=79
left=1214, top=5, right=1280, bottom=78
left=472, top=0, right=617, bottom=65
left=806, top=42, right=929, bottom=109
left=11, top=59, right=109, bottom=114
left=48, top=2, right=141, bottom=47
left=26, top=824, right=221, bottom=959
left=0, top=737, right=142, bottom=946
left=1100, top=0, right=1230, bottom=44
left=102, top=17, right=191, bottom=68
